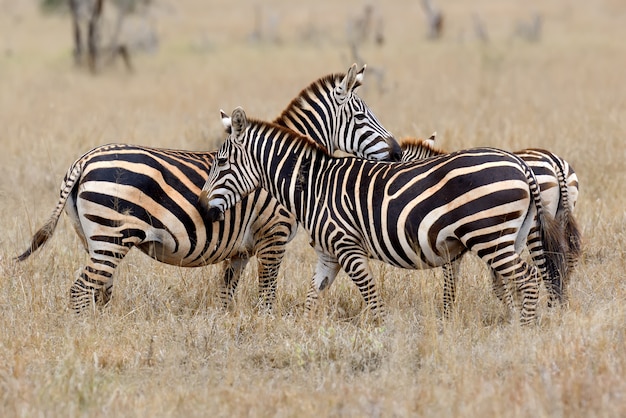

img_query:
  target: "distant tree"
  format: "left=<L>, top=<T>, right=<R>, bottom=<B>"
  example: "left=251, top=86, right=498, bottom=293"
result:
left=421, top=0, right=444, bottom=40
left=67, top=0, right=157, bottom=74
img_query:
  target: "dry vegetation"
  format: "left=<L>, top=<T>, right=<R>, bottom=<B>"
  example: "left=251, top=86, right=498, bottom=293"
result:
left=1, top=0, right=626, bottom=416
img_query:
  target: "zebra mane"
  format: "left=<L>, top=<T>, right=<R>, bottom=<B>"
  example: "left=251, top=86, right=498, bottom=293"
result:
left=400, top=136, right=446, bottom=155
left=273, top=72, right=346, bottom=124
left=247, top=116, right=333, bottom=157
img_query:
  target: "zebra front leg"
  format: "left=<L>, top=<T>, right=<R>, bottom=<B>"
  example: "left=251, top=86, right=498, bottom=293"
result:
left=255, top=245, right=287, bottom=312
left=442, top=259, right=461, bottom=319
left=219, top=257, right=250, bottom=310
left=251, top=208, right=296, bottom=311
left=339, top=251, right=385, bottom=321
left=305, top=254, right=340, bottom=316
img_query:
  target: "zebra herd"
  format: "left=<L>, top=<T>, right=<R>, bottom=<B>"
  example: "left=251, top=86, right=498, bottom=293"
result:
left=17, top=64, right=581, bottom=324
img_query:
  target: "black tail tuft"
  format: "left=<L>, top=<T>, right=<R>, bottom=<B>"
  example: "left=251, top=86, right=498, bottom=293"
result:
left=15, top=219, right=57, bottom=262
left=540, top=212, right=570, bottom=305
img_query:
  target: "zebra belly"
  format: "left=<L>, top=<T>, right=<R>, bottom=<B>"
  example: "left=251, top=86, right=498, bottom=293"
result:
left=362, top=197, right=529, bottom=270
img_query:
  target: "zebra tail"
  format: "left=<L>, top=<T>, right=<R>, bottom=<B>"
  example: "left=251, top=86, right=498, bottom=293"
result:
left=15, top=161, right=83, bottom=262
left=526, top=162, right=569, bottom=300
left=563, top=214, right=582, bottom=265
left=551, top=157, right=583, bottom=273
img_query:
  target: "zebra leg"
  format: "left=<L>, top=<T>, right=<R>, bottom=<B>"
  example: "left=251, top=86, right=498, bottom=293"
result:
left=218, top=257, right=250, bottom=310
left=255, top=245, right=287, bottom=312
left=490, top=271, right=518, bottom=312
left=526, top=224, right=567, bottom=308
left=69, top=221, right=143, bottom=313
left=70, top=252, right=128, bottom=313
left=338, top=252, right=384, bottom=320
left=442, top=259, right=461, bottom=319
left=251, top=207, right=297, bottom=311
left=305, top=254, right=341, bottom=315
left=485, top=251, right=539, bottom=325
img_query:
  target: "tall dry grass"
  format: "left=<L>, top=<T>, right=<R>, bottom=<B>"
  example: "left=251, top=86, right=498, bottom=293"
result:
left=1, top=0, right=625, bottom=416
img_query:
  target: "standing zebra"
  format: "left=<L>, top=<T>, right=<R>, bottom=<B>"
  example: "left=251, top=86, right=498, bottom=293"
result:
left=400, top=135, right=580, bottom=314
left=202, top=108, right=567, bottom=324
left=16, top=64, right=399, bottom=313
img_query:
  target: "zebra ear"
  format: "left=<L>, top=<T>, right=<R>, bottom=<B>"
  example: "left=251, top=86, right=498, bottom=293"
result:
left=425, top=131, right=437, bottom=147
left=230, top=107, right=248, bottom=140
left=353, top=64, right=366, bottom=90
left=221, top=109, right=232, bottom=134
left=336, top=63, right=358, bottom=100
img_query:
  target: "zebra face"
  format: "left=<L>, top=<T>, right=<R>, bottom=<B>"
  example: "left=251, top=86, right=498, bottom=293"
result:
left=201, top=108, right=258, bottom=222
left=333, top=65, right=401, bottom=162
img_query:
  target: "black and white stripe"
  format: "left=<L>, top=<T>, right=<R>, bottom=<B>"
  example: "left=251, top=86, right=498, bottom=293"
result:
left=16, top=64, right=398, bottom=313
left=400, top=136, right=580, bottom=314
left=202, top=108, right=568, bottom=324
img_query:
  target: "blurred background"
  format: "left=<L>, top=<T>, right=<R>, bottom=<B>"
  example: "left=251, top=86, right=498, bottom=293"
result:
left=3, top=0, right=626, bottom=294
left=1, top=2, right=626, bottom=416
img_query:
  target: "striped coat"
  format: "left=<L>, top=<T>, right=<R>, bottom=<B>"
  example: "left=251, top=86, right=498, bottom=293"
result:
left=400, top=135, right=580, bottom=313
left=202, top=108, right=568, bottom=324
left=16, top=64, right=399, bottom=313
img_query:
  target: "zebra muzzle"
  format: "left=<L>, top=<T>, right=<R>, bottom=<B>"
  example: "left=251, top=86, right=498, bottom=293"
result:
left=206, top=206, right=225, bottom=223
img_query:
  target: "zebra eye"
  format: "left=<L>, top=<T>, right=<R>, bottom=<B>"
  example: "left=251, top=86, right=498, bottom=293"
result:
left=216, top=157, right=228, bottom=166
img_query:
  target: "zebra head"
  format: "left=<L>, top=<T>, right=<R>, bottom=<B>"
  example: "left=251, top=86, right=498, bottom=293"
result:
left=275, top=63, right=401, bottom=162
left=400, top=132, right=441, bottom=163
left=201, top=108, right=259, bottom=222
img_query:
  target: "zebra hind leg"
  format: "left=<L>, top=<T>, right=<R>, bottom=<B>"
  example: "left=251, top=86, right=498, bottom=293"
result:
left=70, top=259, right=119, bottom=313
left=490, top=271, right=518, bottom=313
left=442, top=260, right=461, bottom=320
left=498, top=257, right=540, bottom=325
left=518, top=263, right=540, bottom=325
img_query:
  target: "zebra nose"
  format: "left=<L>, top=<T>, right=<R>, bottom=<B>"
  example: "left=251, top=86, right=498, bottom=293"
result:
left=206, top=206, right=224, bottom=223
left=388, top=138, right=402, bottom=162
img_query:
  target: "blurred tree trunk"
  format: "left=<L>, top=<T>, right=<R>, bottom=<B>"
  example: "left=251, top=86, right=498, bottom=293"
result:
left=87, top=0, right=103, bottom=73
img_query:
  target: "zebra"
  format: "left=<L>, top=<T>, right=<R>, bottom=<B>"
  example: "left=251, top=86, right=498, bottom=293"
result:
left=16, top=63, right=399, bottom=313
left=400, top=135, right=580, bottom=315
left=201, top=107, right=568, bottom=324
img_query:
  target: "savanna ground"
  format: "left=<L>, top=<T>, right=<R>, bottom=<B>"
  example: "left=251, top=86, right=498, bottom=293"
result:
left=1, top=0, right=625, bottom=416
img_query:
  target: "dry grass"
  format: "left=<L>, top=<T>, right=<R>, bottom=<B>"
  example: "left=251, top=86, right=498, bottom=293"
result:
left=1, top=0, right=626, bottom=416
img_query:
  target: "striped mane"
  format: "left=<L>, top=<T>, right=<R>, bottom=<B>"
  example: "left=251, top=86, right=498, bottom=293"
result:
left=249, top=116, right=332, bottom=157
left=274, top=72, right=349, bottom=123
left=400, top=136, right=446, bottom=155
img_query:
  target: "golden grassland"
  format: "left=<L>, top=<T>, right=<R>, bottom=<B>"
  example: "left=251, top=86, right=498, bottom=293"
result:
left=1, top=1, right=626, bottom=416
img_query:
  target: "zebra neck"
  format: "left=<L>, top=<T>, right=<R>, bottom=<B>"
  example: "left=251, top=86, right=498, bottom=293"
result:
left=260, top=142, right=324, bottom=227
left=273, top=110, right=335, bottom=154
